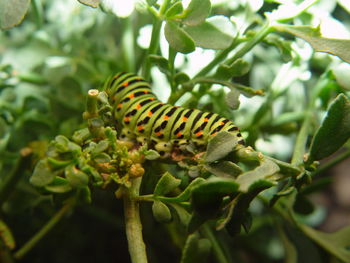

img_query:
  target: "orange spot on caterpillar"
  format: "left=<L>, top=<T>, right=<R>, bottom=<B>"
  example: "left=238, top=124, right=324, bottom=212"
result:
left=124, top=117, right=131, bottom=122
left=129, top=94, right=135, bottom=98
left=136, top=104, right=142, bottom=109
left=195, top=131, right=203, bottom=137
left=137, top=125, right=144, bottom=131
left=164, top=115, right=170, bottom=120
left=117, top=104, right=122, bottom=108
left=220, top=121, right=225, bottom=125
left=123, top=82, right=129, bottom=87
left=204, top=118, right=209, bottom=122
left=183, top=117, right=188, bottom=121
left=176, top=132, right=183, bottom=138
left=150, top=98, right=155, bottom=101
left=211, top=132, right=217, bottom=137
left=148, top=112, right=153, bottom=116
left=144, top=90, right=150, bottom=94
left=156, top=131, right=162, bottom=137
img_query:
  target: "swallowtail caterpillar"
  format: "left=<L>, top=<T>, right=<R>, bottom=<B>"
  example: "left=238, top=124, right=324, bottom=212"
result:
left=104, top=72, right=245, bottom=158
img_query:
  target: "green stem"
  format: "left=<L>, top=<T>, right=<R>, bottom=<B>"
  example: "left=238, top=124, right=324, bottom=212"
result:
left=14, top=199, right=75, bottom=260
left=0, top=148, right=32, bottom=208
left=121, top=16, right=135, bottom=73
left=224, top=22, right=273, bottom=66
left=142, top=18, right=162, bottom=80
left=194, top=40, right=239, bottom=78
left=311, top=149, right=350, bottom=177
left=123, top=177, right=148, bottom=263
left=291, top=110, right=312, bottom=166
left=142, top=0, right=170, bottom=80
left=201, top=224, right=230, bottom=263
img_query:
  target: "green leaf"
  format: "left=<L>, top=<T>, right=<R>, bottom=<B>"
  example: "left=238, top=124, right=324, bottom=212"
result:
left=169, top=203, right=191, bottom=225
left=205, top=131, right=238, bottom=163
left=191, top=177, right=239, bottom=219
left=181, top=0, right=211, bottom=26
left=30, top=159, right=55, bottom=187
left=148, top=55, right=169, bottom=74
left=144, top=149, right=160, bottom=160
left=44, top=177, right=73, bottom=193
left=174, top=72, right=190, bottom=85
left=152, top=200, right=172, bottom=223
left=184, top=21, right=233, bottom=49
left=0, top=0, right=30, bottom=30
left=225, top=90, right=240, bottom=110
left=264, top=35, right=293, bottom=63
left=77, top=0, right=100, bottom=8
left=236, top=158, right=279, bottom=192
left=166, top=177, right=206, bottom=202
left=165, top=2, right=183, bottom=19
left=91, top=140, right=110, bottom=155
left=216, top=58, right=250, bottom=79
left=72, top=128, right=91, bottom=144
left=164, top=21, right=195, bottom=54
left=65, top=165, right=89, bottom=188
left=273, top=25, right=350, bottom=63
left=0, top=219, right=16, bottom=250
left=92, top=152, right=111, bottom=163
left=76, top=186, right=92, bottom=204
left=180, top=233, right=211, bottom=263
left=309, top=94, right=350, bottom=161
left=276, top=223, right=298, bottom=263
left=299, top=224, right=350, bottom=263
left=146, top=0, right=157, bottom=5
left=154, top=172, right=181, bottom=196
left=205, top=161, right=243, bottom=178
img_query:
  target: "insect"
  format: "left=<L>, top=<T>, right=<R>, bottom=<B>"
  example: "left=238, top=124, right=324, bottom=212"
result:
left=104, top=72, right=245, bottom=157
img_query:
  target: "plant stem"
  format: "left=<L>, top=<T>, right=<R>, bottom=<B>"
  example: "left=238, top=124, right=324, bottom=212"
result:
left=142, top=0, right=170, bottom=80
left=194, top=40, right=239, bottom=78
left=14, top=199, right=75, bottom=260
left=123, top=177, right=148, bottom=263
left=121, top=16, right=135, bottom=73
left=311, top=149, right=350, bottom=177
left=291, top=110, right=312, bottom=166
left=0, top=148, right=32, bottom=208
left=201, top=224, right=230, bottom=263
left=224, top=22, right=273, bottom=66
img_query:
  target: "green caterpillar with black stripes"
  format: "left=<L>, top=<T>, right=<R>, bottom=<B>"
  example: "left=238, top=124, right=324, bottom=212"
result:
left=104, top=72, right=245, bottom=157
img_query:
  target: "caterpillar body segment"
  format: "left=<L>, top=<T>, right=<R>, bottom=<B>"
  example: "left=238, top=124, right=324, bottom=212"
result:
left=105, top=72, right=245, bottom=156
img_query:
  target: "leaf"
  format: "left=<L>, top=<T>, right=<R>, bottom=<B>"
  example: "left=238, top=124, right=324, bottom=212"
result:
left=30, top=159, right=55, bottom=187
left=148, top=55, right=169, bottom=74
left=180, top=233, right=211, bottom=263
left=181, top=0, right=211, bottom=26
left=165, top=2, right=183, bottom=19
left=332, top=63, right=350, bottom=90
left=77, top=0, right=100, bottom=8
left=91, top=140, right=110, bottom=155
left=164, top=21, right=195, bottom=54
left=0, top=219, right=16, bottom=250
left=152, top=200, right=172, bottom=223
left=169, top=203, right=191, bottom=225
left=154, top=172, right=181, bottom=196
left=65, top=165, right=89, bottom=188
left=191, top=177, right=239, bottom=219
left=273, top=25, right=350, bottom=63
left=44, top=177, right=73, bottom=193
left=144, top=149, right=160, bottom=160
left=205, top=131, right=238, bottom=163
left=264, top=35, right=293, bottom=63
left=225, top=90, right=240, bottom=110
left=174, top=72, right=190, bottom=85
left=0, top=0, right=30, bottom=30
left=92, top=152, right=111, bottom=163
left=236, top=158, right=279, bottom=192
left=216, top=58, right=250, bottom=79
left=299, top=224, right=350, bottom=263
left=184, top=21, right=233, bottom=49
left=309, top=94, right=350, bottom=161
left=205, top=161, right=243, bottom=178
left=166, top=178, right=206, bottom=202
left=76, top=186, right=92, bottom=204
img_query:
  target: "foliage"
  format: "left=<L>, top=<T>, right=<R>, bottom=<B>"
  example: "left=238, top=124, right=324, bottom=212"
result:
left=1, top=0, right=350, bottom=263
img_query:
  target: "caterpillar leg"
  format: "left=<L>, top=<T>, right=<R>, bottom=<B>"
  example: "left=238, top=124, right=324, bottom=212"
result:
left=120, top=127, right=136, bottom=141
left=154, top=142, right=173, bottom=158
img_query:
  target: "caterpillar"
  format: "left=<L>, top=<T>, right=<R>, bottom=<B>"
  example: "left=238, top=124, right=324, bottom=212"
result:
left=104, top=72, right=245, bottom=157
